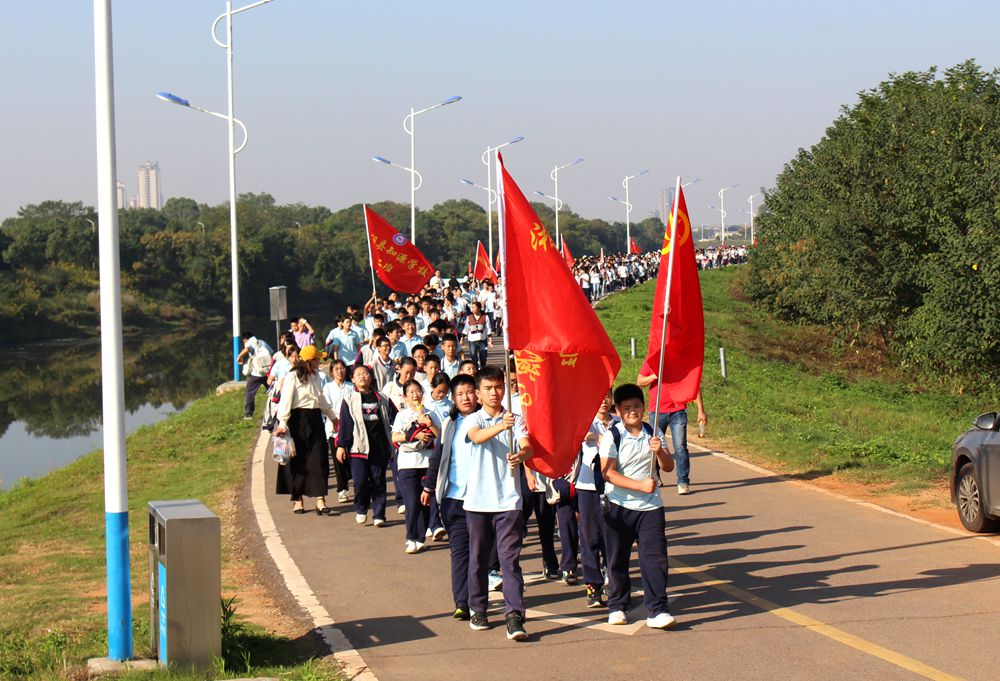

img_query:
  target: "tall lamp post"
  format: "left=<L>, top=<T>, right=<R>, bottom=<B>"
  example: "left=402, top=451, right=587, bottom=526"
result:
left=460, top=178, right=496, bottom=249
left=609, top=169, right=649, bottom=252
left=548, top=158, right=583, bottom=250
left=748, top=193, right=758, bottom=244
left=157, top=90, right=249, bottom=381
left=717, top=184, right=738, bottom=245
left=481, top=136, right=525, bottom=260
left=398, top=96, right=462, bottom=245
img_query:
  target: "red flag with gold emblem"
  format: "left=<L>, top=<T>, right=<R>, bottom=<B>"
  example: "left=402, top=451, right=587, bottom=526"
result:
left=364, top=205, right=433, bottom=294
left=561, top=238, right=575, bottom=267
left=629, top=238, right=643, bottom=255
left=640, top=184, right=704, bottom=413
left=473, top=240, right=498, bottom=283
left=498, top=153, right=621, bottom=477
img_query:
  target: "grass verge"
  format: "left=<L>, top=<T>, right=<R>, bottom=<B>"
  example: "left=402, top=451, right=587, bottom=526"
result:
left=596, top=267, right=994, bottom=492
left=0, top=391, right=342, bottom=680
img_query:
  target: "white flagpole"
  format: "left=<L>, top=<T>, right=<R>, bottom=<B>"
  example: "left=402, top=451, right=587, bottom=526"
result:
left=495, top=153, right=518, bottom=471
left=651, top=176, right=682, bottom=476
left=363, top=205, right=377, bottom=298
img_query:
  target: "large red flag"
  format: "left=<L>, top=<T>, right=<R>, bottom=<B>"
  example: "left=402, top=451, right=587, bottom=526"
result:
left=640, top=185, right=704, bottom=413
left=629, top=238, right=643, bottom=255
left=561, top=238, right=575, bottom=267
left=473, top=240, right=498, bottom=283
left=498, top=154, right=621, bottom=477
left=364, top=205, right=433, bottom=294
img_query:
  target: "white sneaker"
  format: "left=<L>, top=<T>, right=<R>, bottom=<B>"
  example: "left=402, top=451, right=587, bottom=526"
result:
left=373, top=518, right=385, bottom=527
left=414, top=541, right=425, bottom=552
left=405, top=540, right=418, bottom=554
left=646, top=612, right=676, bottom=629
left=337, top=490, right=350, bottom=503
left=425, top=528, right=433, bottom=539
left=355, top=513, right=366, bottom=525
left=432, top=527, right=448, bottom=541
left=677, top=483, right=690, bottom=495
left=608, top=610, right=627, bottom=626
left=397, top=504, right=406, bottom=515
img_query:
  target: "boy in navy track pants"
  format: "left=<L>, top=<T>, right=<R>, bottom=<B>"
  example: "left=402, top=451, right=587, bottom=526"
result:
left=599, top=383, right=677, bottom=630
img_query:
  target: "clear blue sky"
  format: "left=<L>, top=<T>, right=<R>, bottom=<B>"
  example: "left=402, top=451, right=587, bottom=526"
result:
left=3, top=1, right=999, bottom=227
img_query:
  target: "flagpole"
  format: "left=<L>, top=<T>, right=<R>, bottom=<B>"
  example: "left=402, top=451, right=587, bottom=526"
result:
left=363, top=205, right=377, bottom=298
left=651, top=176, right=682, bottom=477
left=495, top=152, right=518, bottom=473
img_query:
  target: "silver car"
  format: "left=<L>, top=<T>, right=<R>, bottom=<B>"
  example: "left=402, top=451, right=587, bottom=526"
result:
left=951, top=412, right=1000, bottom=533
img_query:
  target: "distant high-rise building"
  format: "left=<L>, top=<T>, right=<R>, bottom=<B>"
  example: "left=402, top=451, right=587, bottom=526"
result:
left=128, top=196, right=138, bottom=210
left=137, top=161, right=161, bottom=209
left=116, top=181, right=127, bottom=210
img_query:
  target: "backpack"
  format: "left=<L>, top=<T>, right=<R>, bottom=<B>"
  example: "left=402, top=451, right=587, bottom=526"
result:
left=602, top=422, right=657, bottom=494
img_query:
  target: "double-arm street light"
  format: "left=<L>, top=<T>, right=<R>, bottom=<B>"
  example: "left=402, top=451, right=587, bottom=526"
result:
left=481, top=136, right=525, bottom=261
left=377, top=96, right=462, bottom=245
left=718, top=184, right=738, bottom=245
left=609, top=168, right=648, bottom=252
left=547, top=158, right=583, bottom=250
left=748, top=193, right=759, bottom=244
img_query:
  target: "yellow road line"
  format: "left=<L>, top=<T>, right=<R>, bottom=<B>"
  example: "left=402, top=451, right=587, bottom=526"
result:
left=671, top=557, right=965, bottom=681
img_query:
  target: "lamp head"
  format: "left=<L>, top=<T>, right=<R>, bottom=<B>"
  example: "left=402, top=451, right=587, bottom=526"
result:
left=639, top=169, right=650, bottom=176
left=609, top=195, right=620, bottom=202
left=460, top=179, right=475, bottom=186
left=509, top=136, right=525, bottom=144
left=572, top=158, right=584, bottom=165
left=441, top=95, right=462, bottom=105
left=372, top=156, right=391, bottom=165
left=156, top=92, right=190, bottom=107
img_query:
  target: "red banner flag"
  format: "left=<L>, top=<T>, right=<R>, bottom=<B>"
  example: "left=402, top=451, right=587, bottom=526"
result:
left=498, top=154, right=621, bottom=477
left=473, top=240, right=498, bottom=283
left=629, top=238, right=643, bottom=255
left=561, top=238, right=575, bottom=267
left=364, top=205, right=433, bottom=294
left=640, top=185, right=704, bottom=413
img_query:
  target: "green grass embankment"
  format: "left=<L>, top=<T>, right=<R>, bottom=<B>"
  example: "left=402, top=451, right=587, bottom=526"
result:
left=0, top=391, right=340, bottom=680
left=597, top=267, right=993, bottom=492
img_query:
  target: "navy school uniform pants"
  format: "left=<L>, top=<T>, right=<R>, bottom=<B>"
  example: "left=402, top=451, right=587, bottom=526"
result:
left=468, top=509, right=525, bottom=615
left=524, top=491, right=558, bottom=573
left=395, top=468, right=430, bottom=542
left=329, top=438, right=352, bottom=493
left=441, top=497, right=470, bottom=607
left=577, top=489, right=606, bottom=586
left=390, top=455, right=403, bottom=506
left=349, top=455, right=387, bottom=521
left=556, top=496, right=580, bottom=573
left=603, top=503, right=670, bottom=617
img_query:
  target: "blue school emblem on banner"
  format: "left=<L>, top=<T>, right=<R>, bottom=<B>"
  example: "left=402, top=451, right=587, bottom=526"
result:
left=392, top=233, right=407, bottom=246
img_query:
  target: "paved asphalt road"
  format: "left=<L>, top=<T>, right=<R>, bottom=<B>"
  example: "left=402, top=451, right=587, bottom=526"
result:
left=262, top=425, right=1000, bottom=681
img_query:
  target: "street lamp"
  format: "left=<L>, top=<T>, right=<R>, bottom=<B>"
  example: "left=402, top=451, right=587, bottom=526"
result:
left=460, top=179, right=497, bottom=248
left=613, top=169, right=649, bottom=252
left=548, top=158, right=583, bottom=250
left=718, top=184, right=738, bottom=245
left=534, top=190, right=564, bottom=242
left=748, top=193, right=759, bottom=244
left=481, top=136, right=525, bottom=260
left=399, top=96, right=462, bottom=245
left=157, top=91, right=251, bottom=380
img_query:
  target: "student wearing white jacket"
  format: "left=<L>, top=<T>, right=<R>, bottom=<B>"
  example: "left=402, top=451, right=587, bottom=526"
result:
left=391, top=380, right=442, bottom=554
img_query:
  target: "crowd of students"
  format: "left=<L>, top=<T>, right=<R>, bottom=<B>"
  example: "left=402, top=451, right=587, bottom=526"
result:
left=570, top=252, right=660, bottom=301
left=696, top=244, right=748, bottom=270
left=237, top=252, right=688, bottom=642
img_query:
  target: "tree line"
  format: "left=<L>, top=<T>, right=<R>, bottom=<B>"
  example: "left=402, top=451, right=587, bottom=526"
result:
left=744, top=60, right=1000, bottom=389
left=0, top=194, right=666, bottom=343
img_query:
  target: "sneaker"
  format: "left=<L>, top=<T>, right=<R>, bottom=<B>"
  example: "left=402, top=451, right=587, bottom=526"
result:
left=405, top=540, right=418, bottom=554
left=337, top=490, right=350, bottom=503
left=488, top=570, right=503, bottom=592
left=414, top=541, right=425, bottom=552
left=453, top=603, right=471, bottom=621
left=432, top=527, right=448, bottom=541
left=561, top=570, right=579, bottom=586
left=397, top=504, right=406, bottom=515
left=425, top=528, right=434, bottom=539
left=469, top=612, right=489, bottom=631
left=677, top=483, right=690, bottom=495
left=355, top=513, right=366, bottom=525
left=586, top=585, right=605, bottom=609
left=608, top=610, right=627, bottom=626
left=373, top=518, right=385, bottom=527
left=646, top=612, right=676, bottom=629
left=505, top=612, right=528, bottom=641
left=543, top=568, right=560, bottom=580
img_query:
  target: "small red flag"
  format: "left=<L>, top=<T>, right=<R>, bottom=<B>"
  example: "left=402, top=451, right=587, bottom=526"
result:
left=640, top=185, right=704, bottom=413
left=473, top=240, right=498, bottom=283
left=629, top=238, right=643, bottom=255
left=499, top=154, right=621, bottom=477
left=364, top=205, right=433, bottom=294
left=561, top=238, right=575, bottom=267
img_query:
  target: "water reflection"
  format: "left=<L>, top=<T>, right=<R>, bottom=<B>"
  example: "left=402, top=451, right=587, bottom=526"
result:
left=0, top=324, right=231, bottom=487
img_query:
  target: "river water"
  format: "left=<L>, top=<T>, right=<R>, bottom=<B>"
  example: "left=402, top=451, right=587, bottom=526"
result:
left=0, top=325, right=233, bottom=489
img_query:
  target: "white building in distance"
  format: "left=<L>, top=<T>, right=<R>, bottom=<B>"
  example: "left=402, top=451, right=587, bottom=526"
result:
left=116, top=181, right=127, bottom=210
left=137, top=161, right=161, bottom=209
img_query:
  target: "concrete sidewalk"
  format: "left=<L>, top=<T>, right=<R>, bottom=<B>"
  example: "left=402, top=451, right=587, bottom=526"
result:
left=255, top=427, right=1000, bottom=681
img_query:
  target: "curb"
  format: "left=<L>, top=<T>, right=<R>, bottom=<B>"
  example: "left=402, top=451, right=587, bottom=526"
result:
left=249, top=429, right=379, bottom=681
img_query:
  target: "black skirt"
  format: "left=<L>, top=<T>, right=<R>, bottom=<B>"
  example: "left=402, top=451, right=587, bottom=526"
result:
left=276, top=408, right=329, bottom=500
